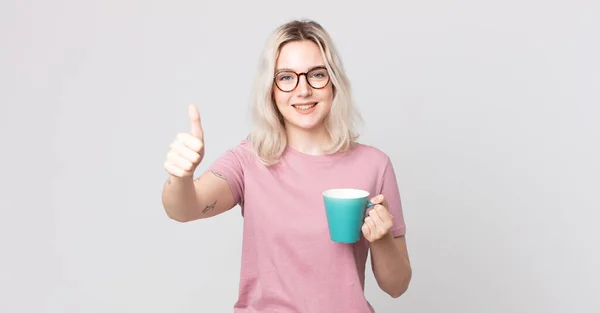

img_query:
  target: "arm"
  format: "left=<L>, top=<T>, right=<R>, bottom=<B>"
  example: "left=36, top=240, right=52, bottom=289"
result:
left=362, top=157, right=411, bottom=297
left=370, top=233, right=412, bottom=298
left=161, top=170, right=237, bottom=222
left=161, top=104, right=239, bottom=222
left=362, top=195, right=412, bottom=298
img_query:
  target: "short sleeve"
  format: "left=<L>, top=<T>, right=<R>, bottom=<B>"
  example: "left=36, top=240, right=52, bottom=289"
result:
left=378, top=157, right=406, bottom=237
left=205, top=144, right=246, bottom=207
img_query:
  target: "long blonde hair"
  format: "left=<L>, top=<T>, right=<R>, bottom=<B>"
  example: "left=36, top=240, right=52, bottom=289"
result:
left=248, top=19, right=362, bottom=166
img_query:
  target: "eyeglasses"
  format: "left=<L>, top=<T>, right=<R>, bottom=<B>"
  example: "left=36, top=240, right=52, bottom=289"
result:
left=273, top=66, right=330, bottom=92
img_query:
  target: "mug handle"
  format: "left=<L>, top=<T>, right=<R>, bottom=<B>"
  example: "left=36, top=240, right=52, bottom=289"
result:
left=363, top=201, right=375, bottom=218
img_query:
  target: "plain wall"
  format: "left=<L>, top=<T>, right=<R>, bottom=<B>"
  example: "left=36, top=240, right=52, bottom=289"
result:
left=1, top=0, right=599, bottom=312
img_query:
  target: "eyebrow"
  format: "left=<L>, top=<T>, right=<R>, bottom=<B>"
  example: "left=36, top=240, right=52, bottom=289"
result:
left=275, top=65, right=326, bottom=73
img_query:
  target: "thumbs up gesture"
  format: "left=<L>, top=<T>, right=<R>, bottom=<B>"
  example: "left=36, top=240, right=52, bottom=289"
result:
left=164, top=104, right=205, bottom=178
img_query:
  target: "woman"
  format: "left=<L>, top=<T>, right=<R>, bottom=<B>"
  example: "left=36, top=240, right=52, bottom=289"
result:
left=162, top=19, right=411, bottom=312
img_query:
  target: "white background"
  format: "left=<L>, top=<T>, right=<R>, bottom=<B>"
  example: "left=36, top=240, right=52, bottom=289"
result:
left=1, top=0, right=599, bottom=312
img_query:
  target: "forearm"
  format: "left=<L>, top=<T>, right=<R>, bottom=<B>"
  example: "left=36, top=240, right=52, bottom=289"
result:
left=161, top=175, right=200, bottom=222
left=370, top=233, right=412, bottom=298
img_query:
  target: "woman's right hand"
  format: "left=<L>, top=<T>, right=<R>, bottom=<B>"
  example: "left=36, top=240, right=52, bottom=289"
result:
left=164, top=104, right=205, bottom=178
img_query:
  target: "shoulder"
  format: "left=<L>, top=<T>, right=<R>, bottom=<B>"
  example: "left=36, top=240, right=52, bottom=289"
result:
left=224, top=138, right=257, bottom=165
left=351, top=142, right=392, bottom=166
left=224, top=138, right=252, bottom=156
left=230, top=138, right=252, bottom=153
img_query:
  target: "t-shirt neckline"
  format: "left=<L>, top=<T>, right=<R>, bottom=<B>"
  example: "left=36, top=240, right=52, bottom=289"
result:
left=282, top=144, right=351, bottom=163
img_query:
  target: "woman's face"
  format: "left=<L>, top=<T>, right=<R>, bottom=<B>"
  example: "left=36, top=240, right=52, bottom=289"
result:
left=272, top=40, right=334, bottom=132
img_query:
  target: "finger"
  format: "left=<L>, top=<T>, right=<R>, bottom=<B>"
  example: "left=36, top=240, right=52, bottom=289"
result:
left=369, top=206, right=393, bottom=231
left=369, top=206, right=387, bottom=227
left=376, top=203, right=393, bottom=220
left=361, top=223, right=370, bottom=238
left=188, top=104, right=204, bottom=140
left=164, top=162, right=187, bottom=178
left=176, top=133, right=203, bottom=152
left=170, top=141, right=201, bottom=164
left=369, top=194, right=385, bottom=205
left=167, top=152, right=195, bottom=172
left=370, top=194, right=389, bottom=210
left=363, top=217, right=378, bottom=240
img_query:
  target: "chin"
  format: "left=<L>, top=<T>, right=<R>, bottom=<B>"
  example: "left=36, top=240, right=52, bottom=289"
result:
left=289, top=112, right=327, bottom=130
left=286, top=115, right=328, bottom=131
left=296, top=121, right=324, bottom=131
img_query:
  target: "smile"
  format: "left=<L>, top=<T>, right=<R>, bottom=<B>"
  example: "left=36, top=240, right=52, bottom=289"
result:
left=292, top=103, right=317, bottom=111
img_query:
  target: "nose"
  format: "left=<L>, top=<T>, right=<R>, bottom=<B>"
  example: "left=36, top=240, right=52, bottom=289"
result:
left=296, top=74, right=312, bottom=97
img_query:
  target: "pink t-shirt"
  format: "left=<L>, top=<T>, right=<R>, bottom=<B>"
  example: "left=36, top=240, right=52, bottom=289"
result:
left=206, top=139, right=406, bottom=313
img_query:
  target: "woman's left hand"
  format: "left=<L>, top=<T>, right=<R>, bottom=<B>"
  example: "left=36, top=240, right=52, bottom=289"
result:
left=361, top=194, right=394, bottom=242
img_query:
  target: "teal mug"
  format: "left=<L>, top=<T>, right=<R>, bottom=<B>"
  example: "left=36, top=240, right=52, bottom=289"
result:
left=322, top=188, right=373, bottom=243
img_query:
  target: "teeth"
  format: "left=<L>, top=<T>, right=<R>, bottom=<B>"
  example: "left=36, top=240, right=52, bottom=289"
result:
left=294, top=103, right=316, bottom=110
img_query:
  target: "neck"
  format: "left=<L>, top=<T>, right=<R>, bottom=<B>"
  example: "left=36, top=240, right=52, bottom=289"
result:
left=285, top=123, right=330, bottom=155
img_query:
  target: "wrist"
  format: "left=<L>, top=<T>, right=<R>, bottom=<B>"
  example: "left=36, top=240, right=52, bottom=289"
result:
left=169, top=174, right=193, bottom=183
left=370, top=231, right=394, bottom=247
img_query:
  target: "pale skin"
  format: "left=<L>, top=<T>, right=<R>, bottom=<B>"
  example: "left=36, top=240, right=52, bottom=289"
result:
left=363, top=194, right=412, bottom=298
left=273, top=40, right=411, bottom=298
left=161, top=104, right=236, bottom=222
left=161, top=39, right=411, bottom=298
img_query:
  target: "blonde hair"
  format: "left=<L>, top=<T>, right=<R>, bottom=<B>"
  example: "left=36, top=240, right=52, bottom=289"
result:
left=248, top=19, right=362, bottom=166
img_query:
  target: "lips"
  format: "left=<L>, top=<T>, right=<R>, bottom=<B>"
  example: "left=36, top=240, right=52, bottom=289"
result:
left=292, top=102, right=317, bottom=110
left=291, top=102, right=318, bottom=115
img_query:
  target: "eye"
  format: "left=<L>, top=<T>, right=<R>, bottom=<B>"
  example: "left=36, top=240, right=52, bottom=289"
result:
left=277, top=73, right=295, bottom=81
left=310, top=69, right=328, bottom=79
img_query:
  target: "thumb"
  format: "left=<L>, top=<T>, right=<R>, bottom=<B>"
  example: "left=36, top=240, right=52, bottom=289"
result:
left=188, top=104, right=203, bottom=139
